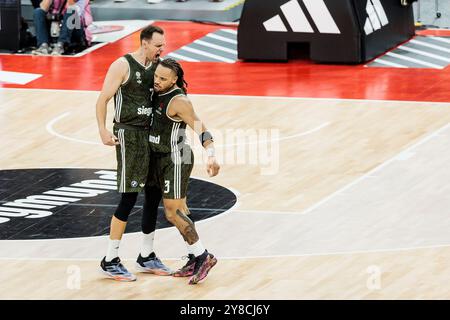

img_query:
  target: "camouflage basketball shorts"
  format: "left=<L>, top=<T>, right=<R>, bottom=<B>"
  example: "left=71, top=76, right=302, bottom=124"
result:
left=114, top=124, right=155, bottom=193
left=149, top=145, right=194, bottom=199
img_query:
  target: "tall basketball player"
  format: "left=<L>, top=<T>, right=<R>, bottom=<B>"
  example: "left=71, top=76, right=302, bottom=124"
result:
left=149, top=58, right=220, bottom=285
left=95, top=25, right=171, bottom=281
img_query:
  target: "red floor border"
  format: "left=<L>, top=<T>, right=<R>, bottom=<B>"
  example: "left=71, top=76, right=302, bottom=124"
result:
left=1, top=22, right=449, bottom=102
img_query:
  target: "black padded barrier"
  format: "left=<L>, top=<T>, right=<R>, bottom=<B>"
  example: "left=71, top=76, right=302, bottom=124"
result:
left=0, top=0, right=21, bottom=51
left=238, top=0, right=415, bottom=63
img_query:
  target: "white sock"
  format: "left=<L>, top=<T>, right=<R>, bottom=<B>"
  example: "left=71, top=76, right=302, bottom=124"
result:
left=106, top=239, right=120, bottom=262
left=188, top=240, right=206, bottom=257
left=141, top=231, right=155, bottom=257
left=185, top=241, right=193, bottom=255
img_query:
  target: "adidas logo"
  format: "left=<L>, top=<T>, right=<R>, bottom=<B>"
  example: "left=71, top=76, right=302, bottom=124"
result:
left=263, top=0, right=340, bottom=34
left=364, top=0, right=389, bottom=35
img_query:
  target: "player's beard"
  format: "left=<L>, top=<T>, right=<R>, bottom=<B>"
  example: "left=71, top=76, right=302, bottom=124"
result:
left=155, top=83, right=175, bottom=94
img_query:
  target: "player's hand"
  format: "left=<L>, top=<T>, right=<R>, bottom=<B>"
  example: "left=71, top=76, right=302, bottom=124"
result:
left=206, top=156, right=220, bottom=177
left=99, top=128, right=119, bottom=146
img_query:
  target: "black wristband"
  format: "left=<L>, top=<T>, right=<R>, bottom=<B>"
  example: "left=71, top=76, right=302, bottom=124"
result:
left=199, top=131, right=214, bottom=145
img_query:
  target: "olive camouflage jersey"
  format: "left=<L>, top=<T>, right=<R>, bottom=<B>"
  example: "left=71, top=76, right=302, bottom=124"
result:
left=114, top=54, right=159, bottom=127
left=149, top=87, right=188, bottom=154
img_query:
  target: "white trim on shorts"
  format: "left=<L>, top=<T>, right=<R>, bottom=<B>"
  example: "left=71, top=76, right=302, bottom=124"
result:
left=170, top=122, right=181, bottom=199
left=118, top=129, right=126, bottom=193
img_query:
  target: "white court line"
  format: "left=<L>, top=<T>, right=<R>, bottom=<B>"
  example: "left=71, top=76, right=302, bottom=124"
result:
left=194, top=39, right=238, bottom=55
left=180, top=46, right=235, bottom=63
left=72, top=42, right=109, bottom=58
left=429, top=36, right=450, bottom=45
left=214, top=122, right=329, bottom=148
left=299, top=122, right=450, bottom=215
left=410, top=39, right=450, bottom=54
left=220, top=29, right=238, bottom=35
left=165, top=52, right=200, bottom=62
left=371, top=58, right=408, bottom=68
left=202, top=242, right=450, bottom=260
left=398, top=45, right=450, bottom=63
left=46, top=112, right=101, bottom=145
left=3, top=88, right=450, bottom=106
left=46, top=111, right=329, bottom=147
left=386, top=52, right=444, bottom=69
left=191, top=93, right=450, bottom=106
left=205, top=33, right=238, bottom=44
left=0, top=71, right=42, bottom=85
left=3, top=242, right=450, bottom=261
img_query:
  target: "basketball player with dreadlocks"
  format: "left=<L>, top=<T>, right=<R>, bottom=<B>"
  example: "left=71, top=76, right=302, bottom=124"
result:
left=96, top=25, right=171, bottom=281
left=149, top=58, right=220, bottom=285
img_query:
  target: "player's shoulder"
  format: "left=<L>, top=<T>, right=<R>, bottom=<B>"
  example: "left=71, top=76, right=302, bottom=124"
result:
left=172, top=93, right=191, bottom=105
left=171, top=94, right=193, bottom=112
left=108, top=57, right=129, bottom=74
left=111, top=56, right=129, bottom=68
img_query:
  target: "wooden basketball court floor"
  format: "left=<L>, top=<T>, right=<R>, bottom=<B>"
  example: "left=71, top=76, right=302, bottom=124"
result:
left=1, top=22, right=450, bottom=300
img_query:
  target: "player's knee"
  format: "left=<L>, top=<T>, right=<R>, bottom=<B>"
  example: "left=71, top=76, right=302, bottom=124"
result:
left=114, top=213, right=128, bottom=222
left=114, top=192, right=138, bottom=222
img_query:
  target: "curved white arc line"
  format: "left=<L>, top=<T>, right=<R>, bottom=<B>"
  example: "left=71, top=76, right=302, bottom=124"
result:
left=193, top=122, right=330, bottom=149
left=46, top=112, right=102, bottom=145
left=48, top=111, right=329, bottom=148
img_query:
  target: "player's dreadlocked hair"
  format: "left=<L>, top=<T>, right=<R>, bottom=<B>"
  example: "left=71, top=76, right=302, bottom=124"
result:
left=159, top=58, right=188, bottom=94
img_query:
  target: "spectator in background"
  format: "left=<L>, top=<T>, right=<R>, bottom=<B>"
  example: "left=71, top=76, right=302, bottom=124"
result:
left=32, top=0, right=93, bottom=55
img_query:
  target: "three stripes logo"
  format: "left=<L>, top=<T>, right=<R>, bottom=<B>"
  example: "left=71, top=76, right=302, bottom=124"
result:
left=263, top=0, right=341, bottom=34
left=364, top=0, right=389, bottom=35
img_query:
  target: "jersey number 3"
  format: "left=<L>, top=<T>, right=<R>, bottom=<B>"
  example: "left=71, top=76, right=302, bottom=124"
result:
left=164, top=180, right=170, bottom=193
